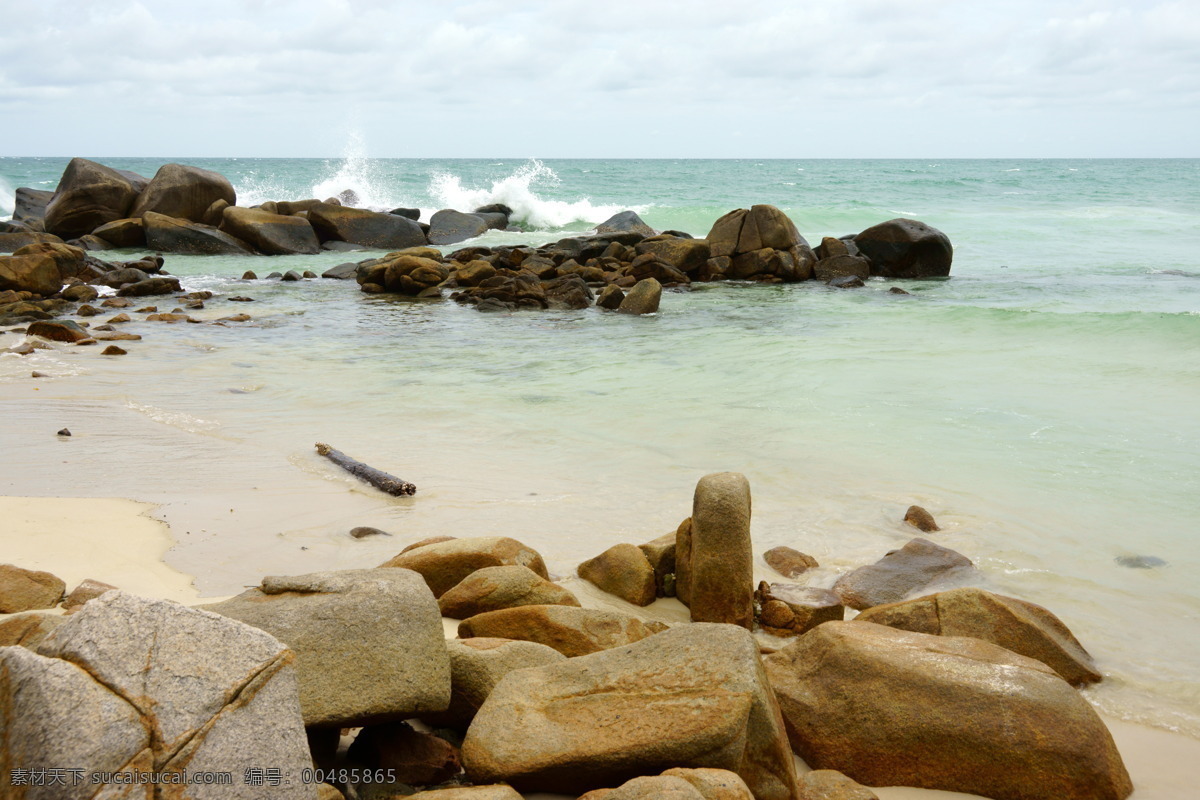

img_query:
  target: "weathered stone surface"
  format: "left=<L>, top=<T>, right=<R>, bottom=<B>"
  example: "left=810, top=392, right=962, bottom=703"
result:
left=812, top=255, right=870, bottom=283
left=763, top=546, right=818, bottom=578
left=309, top=202, right=427, bottom=249
left=582, top=775, right=706, bottom=799
left=755, top=583, right=844, bottom=637
left=705, top=206, right=815, bottom=281
left=827, top=275, right=864, bottom=289
left=203, top=569, right=450, bottom=727
left=92, top=217, right=147, bottom=248
left=462, top=623, right=798, bottom=800
left=219, top=206, right=320, bottom=255
left=35, top=591, right=315, bottom=799
left=543, top=273, right=594, bottom=309
left=456, top=259, right=498, bottom=286
left=903, top=504, right=939, bottom=532
left=439, top=565, right=579, bottom=618
left=596, top=210, right=656, bottom=237
left=379, top=536, right=549, bottom=598
left=0, top=611, right=66, bottom=648
left=429, top=209, right=490, bottom=245
left=638, top=532, right=677, bottom=597
left=347, top=721, right=462, bottom=786
left=833, top=538, right=974, bottom=610
left=675, top=517, right=694, bottom=606
left=321, top=261, right=359, bottom=279
left=854, top=218, right=953, bottom=279
left=635, top=236, right=710, bottom=275
left=578, top=543, right=657, bottom=606
left=764, top=621, right=1131, bottom=800
left=458, top=605, right=658, bottom=657
left=116, top=276, right=184, bottom=297
left=130, top=163, right=237, bottom=223
left=380, top=254, right=450, bottom=295
left=617, top=277, right=662, bottom=314
left=61, top=578, right=119, bottom=613
left=597, top=284, right=625, bottom=309
left=408, top=787, right=523, bottom=800
left=689, top=472, right=753, bottom=629
left=13, top=187, right=54, bottom=226
left=855, top=587, right=1102, bottom=685
left=143, top=211, right=254, bottom=255
left=28, top=319, right=90, bottom=343
left=658, top=767, right=755, bottom=800
left=0, top=253, right=62, bottom=296
left=14, top=241, right=89, bottom=282
left=44, top=158, right=139, bottom=239
left=796, top=770, right=879, bottom=800
left=424, top=637, right=566, bottom=727
left=0, top=231, right=65, bottom=252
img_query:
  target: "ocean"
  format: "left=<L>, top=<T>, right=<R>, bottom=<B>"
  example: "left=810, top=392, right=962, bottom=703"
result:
left=2, top=154, right=1198, bottom=739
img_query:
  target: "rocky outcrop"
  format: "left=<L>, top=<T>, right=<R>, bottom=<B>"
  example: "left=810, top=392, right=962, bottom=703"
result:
left=706, top=205, right=815, bottom=282
left=578, top=543, right=657, bottom=606
left=13, top=187, right=54, bottom=228
left=309, top=202, right=428, bottom=249
left=0, top=564, right=65, bottom=612
left=143, top=211, right=255, bottom=255
left=423, top=637, right=567, bottom=727
left=457, top=605, right=659, bottom=657
left=462, top=623, right=798, bottom=800
left=219, top=206, right=320, bottom=255
left=688, top=472, right=754, bottom=628
left=854, top=218, right=952, bottom=279
left=438, top=565, right=580, bottom=618
left=832, top=537, right=974, bottom=610
left=203, top=569, right=450, bottom=727
left=764, top=621, right=1131, bottom=800
left=130, top=163, right=237, bottom=223
left=28, top=319, right=90, bottom=343
left=43, top=158, right=139, bottom=239
left=854, top=587, right=1102, bottom=685
left=379, top=536, right=549, bottom=598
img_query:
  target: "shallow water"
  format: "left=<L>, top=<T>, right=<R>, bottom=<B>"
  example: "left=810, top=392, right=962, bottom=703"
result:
left=2, top=156, right=1199, bottom=738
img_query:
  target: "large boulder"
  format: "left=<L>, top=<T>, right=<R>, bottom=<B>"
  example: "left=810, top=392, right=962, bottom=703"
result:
left=428, top=209, right=490, bottom=245
left=0, top=231, right=64, bottom=252
left=688, top=472, right=753, bottom=629
left=0, top=253, right=63, bottom=297
left=28, top=319, right=91, bottom=343
left=203, top=569, right=450, bottom=727
left=0, top=564, right=65, bottom=612
left=457, top=605, right=659, bottom=657
left=423, top=637, right=567, bottom=727
left=578, top=543, right=657, bottom=606
left=462, top=623, right=798, bottom=800
left=13, top=187, right=54, bottom=227
left=91, top=217, right=146, bottom=248
left=854, top=587, right=1102, bottom=685
left=617, top=277, right=662, bottom=314
left=634, top=236, right=711, bottom=275
left=129, top=163, right=237, bottom=223
left=143, top=211, right=255, bottom=255
left=705, top=206, right=815, bottom=281
left=43, top=158, right=139, bottom=239
left=438, top=565, right=580, bottom=618
left=219, top=206, right=320, bottom=255
left=14, top=241, right=88, bottom=281
left=596, top=210, right=656, bottom=237
left=832, top=537, right=974, bottom=610
left=379, top=536, right=549, bottom=598
left=853, top=218, right=952, bottom=278
left=763, top=621, right=1131, bottom=800
left=308, top=202, right=427, bottom=249
left=32, top=591, right=316, bottom=799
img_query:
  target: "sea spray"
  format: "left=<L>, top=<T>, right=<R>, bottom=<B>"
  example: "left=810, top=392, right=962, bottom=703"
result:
left=310, top=132, right=410, bottom=211
left=0, top=175, right=14, bottom=219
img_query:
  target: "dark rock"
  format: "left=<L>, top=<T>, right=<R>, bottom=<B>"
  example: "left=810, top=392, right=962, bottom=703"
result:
left=827, top=275, right=865, bottom=288
left=347, top=721, right=462, bottom=787
left=814, top=236, right=850, bottom=260
left=349, top=526, right=390, bottom=539
left=543, top=274, right=594, bottom=310
left=101, top=345, right=127, bottom=356
left=832, top=538, right=975, bottom=610
left=101, top=267, right=151, bottom=287
left=143, top=211, right=254, bottom=255
left=56, top=428, right=71, bottom=436
left=43, top=158, right=139, bottom=239
left=62, top=284, right=99, bottom=303
left=309, top=202, right=427, bottom=249
left=474, top=203, right=513, bottom=217
left=13, top=188, right=54, bottom=227
left=903, top=505, right=939, bottom=532
left=854, top=218, right=953, bottom=279
left=1115, top=554, right=1167, bottom=569
left=116, top=277, right=183, bottom=297
left=28, top=319, right=90, bottom=343
left=812, top=255, right=871, bottom=282
left=596, top=210, right=656, bottom=237
left=242, top=270, right=258, bottom=280
left=282, top=270, right=302, bottom=282
left=321, top=262, right=358, bottom=280
left=276, top=199, right=323, bottom=216
left=428, top=209, right=490, bottom=246
left=390, top=207, right=421, bottom=220
left=889, top=286, right=911, bottom=295
left=70, top=234, right=113, bottom=251
left=219, top=206, right=320, bottom=255
left=130, top=163, right=237, bottom=222
left=0, top=232, right=66, bottom=253
left=596, top=284, right=625, bottom=310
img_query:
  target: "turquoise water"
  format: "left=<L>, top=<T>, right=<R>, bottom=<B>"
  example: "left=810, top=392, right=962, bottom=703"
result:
left=2, top=156, right=1199, bottom=736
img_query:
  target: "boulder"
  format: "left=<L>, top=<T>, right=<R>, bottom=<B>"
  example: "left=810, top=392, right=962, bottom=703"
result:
left=903, top=504, right=939, bottom=532
left=390, top=206, right=422, bottom=220
left=219, top=206, right=320, bottom=255
left=0, top=564, right=66, bottom=612
left=462, top=623, right=798, bottom=800
left=13, top=187, right=54, bottom=227
left=832, top=537, right=975, bottom=610
left=634, top=236, right=711, bottom=275
left=27, top=319, right=90, bottom=343
left=814, top=237, right=850, bottom=260
left=763, top=546, right=818, bottom=578
left=663, top=767, right=756, bottom=800
left=0, top=253, right=63, bottom=296
left=754, top=582, right=844, bottom=636
left=277, top=198, right=324, bottom=216
left=617, top=277, right=662, bottom=314
left=61, top=578, right=119, bottom=613
left=705, top=206, right=815, bottom=281
left=379, top=536, right=549, bottom=598
left=438, top=565, right=580, bottom=618
left=43, top=158, right=139, bottom=239
left=811, top=255, right=870, bottom=283
left=582, top=775, right=706, bottom=799
left=596, top=210, right=656, bottom=237
left=0, top=610, right=66, bottom=648
left=117, top=276, right=184, bottom=297
left=143, top=211, right=254, bottom=255
left=203, top=569, right=450, bottom=727
left=763, top=621, right=1131, bottom=800
left=308, top=202, right=427, bottom=249
left=797, top=770, right=879, bottom=800
left=0, top=231, right=65, bottom=252
left=423, top=637, right=567, bottom=727
left=689, top=472, right=754, bottom=629
left=675, top=517, right=694, bottom=606
left=34, top=591, right=316, bottom=799
left=854, top=587, right=1102, bottom=685
left=578, top=543, right=657, bottom=606
left=457, top=605, right=658, bottom=657
left=428, top=209, right=490, bottom=245
left=853, top=218, right=952, bottom=279
left=597, top=284, right=625, bottom=309
left=347, top=721, right=461, bottom=786
left=638, top=532, right=677, bottom=596
left=321, top=261, right=359, bottom=279
left=827, top=275, right=864, bottom=289
left=13, top=241, right=88, bottom=281
left=91, top=217, right=146, bottom=248
left=129, top=162, right=237, bottom=222
left=456, top=259, right=498, bottom=286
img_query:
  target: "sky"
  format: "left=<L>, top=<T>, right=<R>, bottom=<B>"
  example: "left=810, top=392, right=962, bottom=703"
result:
left=0, top=0, right=1196, bottom=158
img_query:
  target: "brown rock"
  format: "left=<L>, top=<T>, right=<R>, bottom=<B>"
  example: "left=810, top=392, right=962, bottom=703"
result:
left=596, top=284, right=625, bottom=310
left=61, top=578, right=119, bottom=612
left=662, top=767, right=755, bottom=800
left=101, top=297, right=133, bottom=308
left=638, top=532, right=677, bottom=597
left=439, top=565, right=580, bottom=618
left=755, top=583, right=844, bottom=636
left=309, top=202, right=427, bottom=249
left=617, top=277, right=662, bottom=314
left=832, top=537, right=974, bottom=610
left=763, top=546, right=818, bottom=578
left=764, top=621, right=1131, bottom=800
left=903, top=504, right=939, bottom=532
left=219, top=206, right=320, bottom=255
left=423, top=637, right=567, bottom=727
left=634, top=237, right=711, bottom=275
left=143, top=211, right=254, bottom=255
left=348, top=721, right=461, bottom=786
left=854, top=218, right=953, bottom=279
left=92, top=217, right=146, bottom=248
left=0, top=231, right=66, bottom=252
left=101, top=345, right=127, bottom=355
left=578, top=543, right=657, bottom=606
left=379, top=536, right=549, bottom=598
left=0, top=610, right=66, bottom=648
left=408, top=787, right=522, bottom=800
left=457, top=259, right=498, bottom=286
left=689, top=472, right=753, bottom=628
left=401, top=535, right=458, bottom=553
left=585, top=775, right=706, bottom=799
left=854, top=587, right=1102, bottom=685
left=675, top=517, right=693, bottom=606
left=797, top=770, right=879, bottom=800
left=812, top=255, right=870, bottom=283
left=27, top=319, right=89, bottom=343
left=0, top=252, right=64, bottom=296
left=130, top=163, right=237, bottom=222
left=43, top=158, right=139, bottom=238
left=457, top=605, right=657, bottom=657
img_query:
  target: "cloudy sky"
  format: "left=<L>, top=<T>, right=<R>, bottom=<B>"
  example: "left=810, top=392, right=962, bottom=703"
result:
left=1, top=0, right=1196, bottom=158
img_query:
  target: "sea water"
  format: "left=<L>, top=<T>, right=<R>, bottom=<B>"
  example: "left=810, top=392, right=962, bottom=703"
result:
left=2, top=155, right=1198, bottom=738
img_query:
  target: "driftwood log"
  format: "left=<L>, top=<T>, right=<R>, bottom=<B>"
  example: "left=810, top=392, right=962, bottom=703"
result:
left=315, top=442, right=416, bottom=496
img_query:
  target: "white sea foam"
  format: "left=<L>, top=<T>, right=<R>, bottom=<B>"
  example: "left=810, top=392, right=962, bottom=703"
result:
left=310, top=132, right=403, bottom=210
left=0, top=175, right=15, bottom=218
left=427, top=159, right=636, bottom=231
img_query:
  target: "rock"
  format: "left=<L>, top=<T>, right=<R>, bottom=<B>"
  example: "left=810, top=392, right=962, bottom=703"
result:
left=0, top=610, right=66, bottom=648
left=583, top=775, right=706, bottom=799
left=638, top=532, right=677, bottom=597
left=0, top=253, right=62, bottom=296
left=143, top=211, right=254, bottom=255
left=61, top=578, right=119, bottom=612
left=129, top=162, right=237, bottom=222
left=378, top=254, right=450, bottom=295
left=10, top=241, right=86, bottom=281
left=888, top=286, right=910, bottom=295
left=763, top=621, right=1131, bottom=800
left=101, top=266, right=151, bottom=287
left=390, top=207, right=422, bottom=220
left=617, top=277, right=662, bottom=314
left=408, top=787, right=522, bottom=800
left=349, top=525, right=390, bottom=539
left=321, top=240, right=369, bottom=252
left=439, top=565, right=580, bottom=618
left=812, top=255, right=871, bottom=282
left=117, top=276, right=183, bottom=297
left=203, top=198, right=230, bottom=226
left=0, top=564, right=66, bottom=612
left=634, top=236, right=711, bottom=275
left=401, top=535, right=459, bottom=554
left=282, top=270, right=302, bottom=281
left=322, top=261, right=359, bottom=279
left=1115, top=554, right=1167, bottom=569
left=106, top=313, right=130, bottom=323
left=456, top=259, right=498, bottom=287
left=428, top=209, right=490, bottom=246
left=462, top=622, right=798, bottom=800
left=43, top=158, right=139, bottom=238
left=827, top=275, right=864, bottom=288
left=706, top=206, right=815, bottom=281
left=763, top=546, right=819, bottom=578
left=347, top=721, right=462, bottom=786
left=0, top=231, right=66, bottom=252
left=543, top=273, right=595, bottom=309
left=101, top=344, right=127, bottom=355
left=379, top=536, right=549, bottom=598
left=203, top=569, right=450, bottom=727
left=854, top=587, right=1102, bottom=685
left=663, top=767, right=756, bottom=800
left=675, top=517, right=694, bottom=605
left=27, top=319, right=90, bottom=343
left=101, top=296, right=133, bottom=307
left=33, top=591, right=316, bottom=798
left=276, top=198, right=323, bottom=216
left=309, top=202, right=427, bottom=249
left=457, top=605, right=658, bottom=657
left=57, top=428, right=71, bottom=436
left=596, top=210, right=656, bottom=237
left=814, top=237, right=850, bottom=260
left=903, top=504, right=939, bottom=532
left=578, top=543, right=657, bottom=606
left=832, top=538, right=975, bottom=610
left=91, top=217, right=147, bottom=248
left=13, top=187, right=54, bottom=226
left=755, top=582, right=844, bottom=636
left=689, top=472, right=753, bottom=629
left=596, top=284, right=625, bottom=309
left=62, top=283, right=99, bottom=302
left=424, top=637, right=567, bottom=727
left=854, top=218, right=953, bottom=279
left=219, top=206, right=320, bottom=255
left=797, top=770, right=879, bottom=800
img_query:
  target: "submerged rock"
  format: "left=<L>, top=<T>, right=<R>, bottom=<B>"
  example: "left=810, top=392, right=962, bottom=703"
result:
left=854, top=218, right=952, bottom=279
